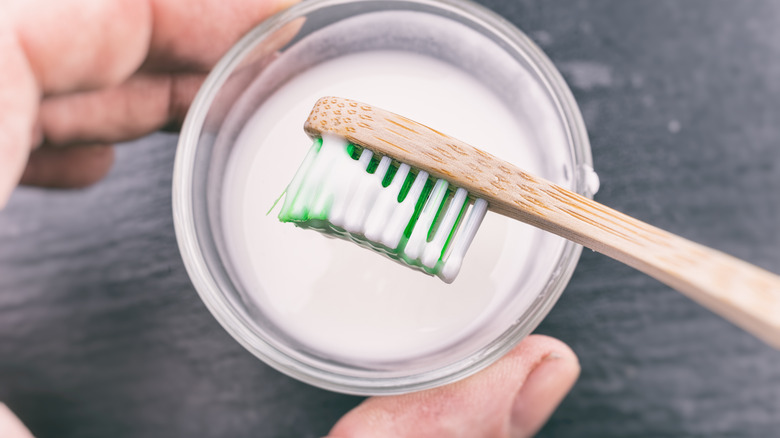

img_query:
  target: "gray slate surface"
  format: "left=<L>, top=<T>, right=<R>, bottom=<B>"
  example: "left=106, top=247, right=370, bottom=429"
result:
left=1, top=1, right=779, bottom=436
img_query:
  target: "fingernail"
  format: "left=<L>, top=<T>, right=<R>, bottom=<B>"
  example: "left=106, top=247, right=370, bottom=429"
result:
left=510, top=353, right=580, bottom=438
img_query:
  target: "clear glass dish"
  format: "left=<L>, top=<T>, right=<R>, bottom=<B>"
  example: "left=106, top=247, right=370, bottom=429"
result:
left=173, top=0, right=595, bottom=395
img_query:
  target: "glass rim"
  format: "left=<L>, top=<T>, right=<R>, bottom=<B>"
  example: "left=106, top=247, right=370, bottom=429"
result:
left=173, top=0, right=592, bottom=395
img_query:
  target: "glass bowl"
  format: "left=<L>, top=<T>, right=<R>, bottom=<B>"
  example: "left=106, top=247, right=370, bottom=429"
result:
left=173, top=0, right=595, bottom=395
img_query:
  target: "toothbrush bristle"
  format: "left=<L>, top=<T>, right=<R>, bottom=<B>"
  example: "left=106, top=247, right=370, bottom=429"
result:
left=278, top=134, right=487, bottom=283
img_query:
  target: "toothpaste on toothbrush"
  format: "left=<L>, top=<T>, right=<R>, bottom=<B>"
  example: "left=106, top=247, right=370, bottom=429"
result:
left=278, top=134, right=488, bottom=283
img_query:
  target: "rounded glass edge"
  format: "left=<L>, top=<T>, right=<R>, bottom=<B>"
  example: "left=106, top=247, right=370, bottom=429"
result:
left=172, top=0, right=593, bottom=395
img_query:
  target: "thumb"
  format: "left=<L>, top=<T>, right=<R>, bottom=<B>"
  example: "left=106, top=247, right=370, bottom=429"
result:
left=327, top=335, right=580, bottom=438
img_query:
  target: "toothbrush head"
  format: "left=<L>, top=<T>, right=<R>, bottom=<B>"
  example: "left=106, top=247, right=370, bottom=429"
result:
left=278, top=98, right=489, bottom=283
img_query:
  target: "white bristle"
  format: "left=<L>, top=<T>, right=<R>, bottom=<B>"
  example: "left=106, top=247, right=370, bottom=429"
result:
left=421, top=187, right=468, bottom=268
left=280, top=144, right=320, bottom=217
left=353, top=158, right=391, bottom=235
left=440, top=198, right=488, bottom=283
left=309, top=150, right=344, bottom=217
left=404, top=179, right=449, bottom=260
left=389, top=164, right=411, bottom=194
left=364, top=163, right=410, bottom=243
left=375, top=156, right=392, bottom=178
left=358, top=148, right=374, bottom=167
left=379, top=170, right=428, bottom=248
left=329, top=148, right=372, bottom=227
left=291, top=143, right=338, bottom=217
left=342, top=150, right=381, bottom=232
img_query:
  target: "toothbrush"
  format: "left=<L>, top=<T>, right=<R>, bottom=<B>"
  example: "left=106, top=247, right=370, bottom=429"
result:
left=280, top=96, right=780, bottom=349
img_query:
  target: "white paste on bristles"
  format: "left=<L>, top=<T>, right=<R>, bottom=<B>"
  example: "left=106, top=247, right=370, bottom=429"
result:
left=279, top=134, right=488, bottom=283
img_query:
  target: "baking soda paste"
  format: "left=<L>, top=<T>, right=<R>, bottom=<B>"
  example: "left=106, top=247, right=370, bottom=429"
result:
left=220, top=49, right=568, bottom=364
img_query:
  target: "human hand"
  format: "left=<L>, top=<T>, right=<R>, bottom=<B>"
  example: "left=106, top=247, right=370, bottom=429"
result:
left=0, top=0, right=295, bottom=208
left=328, top=335, right=580, bottom=438
left=0, top=335, right=577, bottom=437
left=1, top=1, right=578, bottom=436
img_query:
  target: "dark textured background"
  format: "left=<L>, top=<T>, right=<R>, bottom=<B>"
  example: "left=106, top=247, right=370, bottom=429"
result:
left=1, top=1, right=779, bottom=436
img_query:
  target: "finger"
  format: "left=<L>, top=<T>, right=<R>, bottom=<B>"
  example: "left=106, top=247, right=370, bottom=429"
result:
left=3, top=0, right=298, bottom=208
left=36, top=0, right=303, bottom=148
left=0, top=17, right=39, bottom=207
left=10, top=0, right=152, bottom=94
left=327, top=335, right=580, bottom=438
left=11, top=0, right=298, bottom=93
left=0, top=404, right=34, bottom=438
left=3, top=0, right=150, bottom=205
left=38, top=8, right=303, bottom=148
left=20, top=145, right=115, bottom=189
left=144, top=0, right=299, bottom=72
left=510, top=344, right=581, bottom=437
left=38, top=73, right=205, bottom=147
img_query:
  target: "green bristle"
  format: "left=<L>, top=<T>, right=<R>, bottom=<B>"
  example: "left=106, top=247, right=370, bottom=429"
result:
left=365, top=155, right=381, bottom=174
left=427, top=186, right=451, bottom=242
left=397, top=171, right=417, bottom=203
left=346, top=143, right=361, bottom=160
left=381, top=163, right=398, bottom=187
left=441, top=198, right=469, bottom=259
left=403, top=178, right=434, bottom=239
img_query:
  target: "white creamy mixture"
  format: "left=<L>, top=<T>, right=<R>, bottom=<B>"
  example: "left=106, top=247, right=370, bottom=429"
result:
left=221, top=50, right=562, bottom=363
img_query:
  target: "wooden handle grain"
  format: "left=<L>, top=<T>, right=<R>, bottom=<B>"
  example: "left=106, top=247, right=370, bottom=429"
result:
left=305, top=96, right=780, bottom=349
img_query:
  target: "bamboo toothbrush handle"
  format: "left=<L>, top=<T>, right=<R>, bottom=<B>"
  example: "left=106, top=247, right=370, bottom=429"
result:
left=305, top=96, right=780, bottom=349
